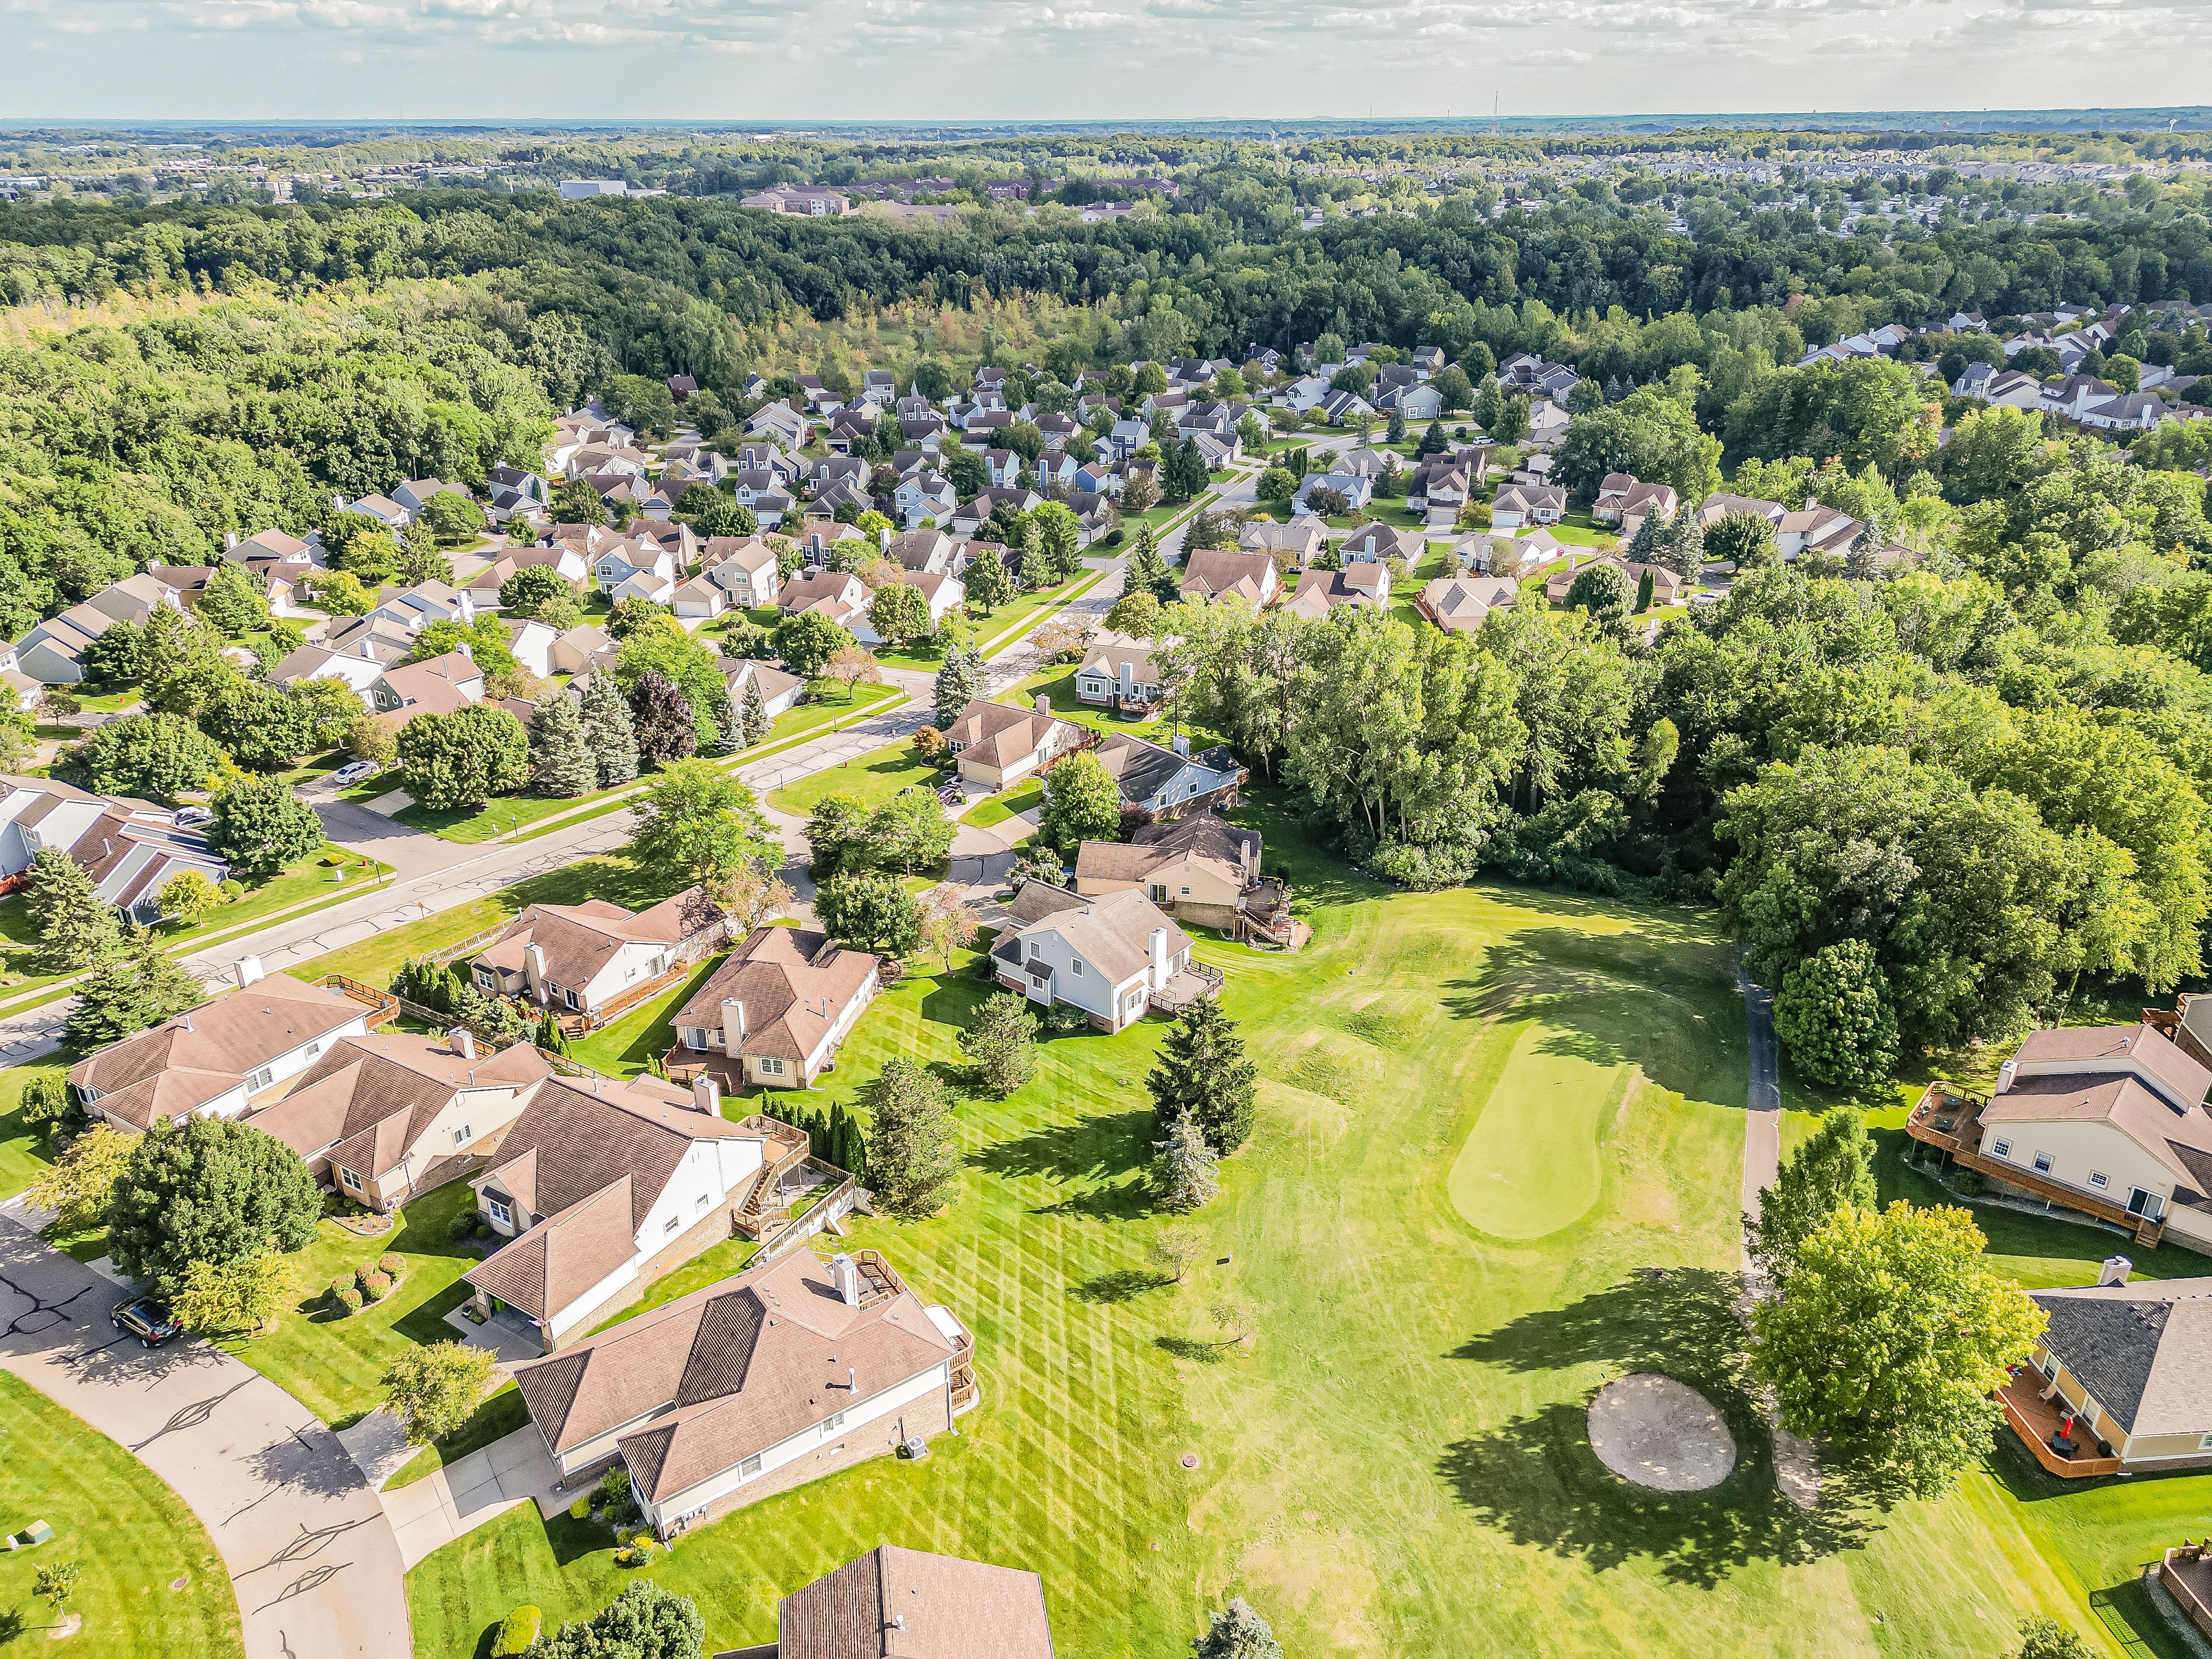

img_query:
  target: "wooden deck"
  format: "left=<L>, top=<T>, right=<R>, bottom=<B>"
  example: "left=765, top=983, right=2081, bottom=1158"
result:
left=1905, top=1082, right=2168, bottom=1248
left=2160, top=1547, right=2212, bottom=1643
left=1997, top=1374, right=2124, bottom=1479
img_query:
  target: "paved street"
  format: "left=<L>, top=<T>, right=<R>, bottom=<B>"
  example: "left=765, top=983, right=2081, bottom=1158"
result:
left=0, top=1214, right=408, bottom=1659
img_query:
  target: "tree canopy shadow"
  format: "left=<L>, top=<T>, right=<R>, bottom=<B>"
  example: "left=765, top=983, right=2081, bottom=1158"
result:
left=1441, top=1268, right=1899, bottom=1584
left=972, top=1108, right=1152, bottom=1186
left=1069, top=1268, right=1173, bottom=1305
left=1442, top=928, right=1742, bottom=1105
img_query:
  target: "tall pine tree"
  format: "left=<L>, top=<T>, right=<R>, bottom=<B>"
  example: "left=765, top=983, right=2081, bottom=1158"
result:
left=742, top=676, right=769, bottom=747
left=64, top=926, right=203, bottom=1050
left=577, top=671, right=639, bottom=787
left=1146, top=1000, right=1259, bottom=1153
left=1124, top=524, right=1178, bottom=607
left=528, top=692, right=598, bottom=798
left=933, top=642, right=988, bottom=726
left=713, top=675, right=746, bottom=755
left=30, top=847, right=120, bottom=973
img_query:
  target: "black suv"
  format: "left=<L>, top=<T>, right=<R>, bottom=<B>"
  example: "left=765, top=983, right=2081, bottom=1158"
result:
left=112, top=1297, right=182, bottom=1348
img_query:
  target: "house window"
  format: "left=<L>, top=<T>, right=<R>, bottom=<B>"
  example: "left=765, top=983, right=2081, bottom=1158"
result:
left=760, top=1057, right=786, bottom=1077
left=2201, top=1432, right=2212, bottom=1452
left=1070, top=960, right=1083, bottom=977
left=685, top=1028, right=709, bottom=1051
left=664, top=1215, right=681, bottom=1234
left=821, top=1410, right=846, bottom=1436
left=563, top=989, right=580, bottom=1011
left=340, top=1169, right=364, bottom=1193
left=695, top=1192, right=711, bottom=1212
left=2039, top=1353, right=2056, bottom=1379
left=738, top=1453, right=763, bottom=1480
left=453, top=1125, right=471, bottom=1146
left=305, top=1041, right=321, bottom=1058
left=1180, top=886, right=1191, bottom=896
left=2032, top=1151, right=2053, bottom=1174
left=1029, top=941, right=1045, bottom=961
left=488, top=1198, right=512, bottom=1228
left=476, top=968, right=495, bottom=991
left=1991, top=1138, right=2012, bottom=1159
left=246, top=1066, right=275, bottom=1092
left=2089, top=1171, right=2109, bottom=1190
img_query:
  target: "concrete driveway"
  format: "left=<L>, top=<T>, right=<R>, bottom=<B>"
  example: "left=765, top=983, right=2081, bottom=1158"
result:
left=380, top=1426, right=566, bottom=1570
left=0, top=1217, right=408, bottom=1659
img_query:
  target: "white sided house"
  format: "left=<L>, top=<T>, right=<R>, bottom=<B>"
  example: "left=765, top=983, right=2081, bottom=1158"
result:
left=989, top=881, right=1220, bottom=1032
left=509, top=1246, right=975, bottom=1537
left=469, top=889, right=719, bottom=1029
left=462, top=1071, right=803, bottom=1352
left=2017, top=1272, right=2212, bottom=1475
left=67, top=966, right=390, bottom=1132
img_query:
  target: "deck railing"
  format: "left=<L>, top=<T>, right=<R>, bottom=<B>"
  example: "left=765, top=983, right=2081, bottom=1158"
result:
left=1905, top=1082, right=2166, bottom=1247
left=1997, top=1376, right=2123, bottom=1479
left=320, top=974, right=399, bottom=1029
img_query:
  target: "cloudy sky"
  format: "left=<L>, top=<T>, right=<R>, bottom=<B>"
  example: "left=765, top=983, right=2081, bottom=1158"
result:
left=4, top=0, right=2206, bottom=122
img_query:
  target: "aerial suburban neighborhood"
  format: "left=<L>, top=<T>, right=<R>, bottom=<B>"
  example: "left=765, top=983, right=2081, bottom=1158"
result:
left=1, top=93, right=2211, bottom=1659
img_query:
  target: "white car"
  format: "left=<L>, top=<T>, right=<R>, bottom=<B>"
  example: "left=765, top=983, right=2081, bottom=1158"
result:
left=332, top=760, right=381, bottom=788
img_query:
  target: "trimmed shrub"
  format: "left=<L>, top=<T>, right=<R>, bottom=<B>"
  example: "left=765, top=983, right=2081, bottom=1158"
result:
left=490, top=1605, right=541, bottom=1658
left=448, top=1212, right=476, bottom=1242
left=360, top=1269, right=393, bottom=1302
left=377, top=1252, right=404, bottom=1278
left=330, top=1276, right=353, bottom=1299
left=1951, top=1169, right=1987, bottom=1197
left=473, top=1218, right=494, bottom=1239
left=336, top=1287, right=363, bottom=1315
left=567, top=1497, right=590, bottom=1521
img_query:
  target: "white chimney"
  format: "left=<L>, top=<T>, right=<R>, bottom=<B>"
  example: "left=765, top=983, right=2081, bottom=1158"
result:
left=1996, top=1059, right=2018, bottom=1094
left=450, top=1027, right=476, bottom=1062
left=721, top=997, right=747, bottom=1055
left=233, top=955, right=264, bottom=990
left=831, top=1252, right=862, bottom=1307
left=1149, top=927, right=1169, bottom=981
left=692, top=1074, right=721, bottom=1115
left=879, top=526, right=893, bottom=551
left=1118, top=659, right=1133, bottom=697
left=848, top=1364, right=857, bottom=1394
left=524, top=942, right=548, bottom=993
left=1173, top=732, right=1190, bottom=757
left=1034, top=693, right=1051, bottom=715
left=223, top=531, right=240, bottom=551
left=2098, top=1255, right=2132, bottom=1288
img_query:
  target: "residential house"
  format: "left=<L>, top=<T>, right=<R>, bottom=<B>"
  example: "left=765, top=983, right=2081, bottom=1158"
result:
left=249, top=1028, right=550, bottom=1214
left=1418, top=573, right=1517, bottom=634
left=768, top=1546, right=1055, bottom=1659
left=805, top=455, right=872, bottom=499
left=1777, top=505, right=1864, bottom=561
left=1526, top=401, right=1572, bottom=445
left=1543, top=557, right=1683, bottom=608
left=1286, top=565, right=1391, bottom=620
left=1317, top=389, right=1376, bottom=426
left=886, top=528, right=959, bottom=575
left=502, top=617, right=559, bottom=679
left=507, top=1245, right=973, bottom=1532
left=1696, top=494, right=1789, bottom=531
left=469, top=888, right=719, bottom=1028
left=2082, top=392, right=2173, bottom=432
left=941, top=697, right=1090, bottom=791
left=1590, top=475, right=1680, bottom=528
left=1339, top=522, right=1423, bottom=565
left=777, top=569, right=870, bottom=630
left=720, top=658, right=805, bottom=725
left=1075, top=811, right=1284, bottom=940
left=1291, top=471, right=1375, bottom=516
left=671, top=575, right=727, bottom=621
left=590, top=535, right=680, bottom=597
left=2042, top=375, right=2120, bottom=422
left=69, top=966, right=388, bottom=1132
left=1179, top=548, right=1281, bottom=608
left=224, top=528, right=326, bottom=608
left=1906, top=1021, right=2212, bottom=1252
left=1277, top=374, right=1334, bottom=413
left=989, top=881, right=1214, bottom=1032
left=747, top=402, right=813, bottom=452
left=729, top=470, right=797, bottom=528
left=664, top=924, right=881, bottom=1091
left=367, top=651, right=485, bottom=725
left=701, top=537, right=784, bottom=608
left=269, top=616, right=415, bottom=696
left=392, top=479, right=475, bottom=523
left=464, top=546, right=591, bottom=606
left=1379, top=381, right=1444, bottom=420
left=1074, top=644, right=1164, bottom=709
left=1489, top=484, right=1567, bottom=529
left=0, top=775, right=230, bottom=923
left=1458, top=528, right=1570, bottom=579
left=1093, top=730, right=1246, bottom=822
left=550, top=624, right=617, bottom=678
left=342, top=493, right=413, bottom=532
left=463, top=1072, right=795, bottom=1353
left=2004, top=1271, right=2212, bottom=1476
left=893, top=472, right=958, bottom=529
left=1240, top=518, right=1329, bottom=568
left=852, top=571, right=963, bottom=645
left=1407, top=454, right=1487, bottom=526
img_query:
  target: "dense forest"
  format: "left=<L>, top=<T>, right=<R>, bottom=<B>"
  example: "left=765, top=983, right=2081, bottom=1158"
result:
left=4, top=168, right=2212, bottom=1075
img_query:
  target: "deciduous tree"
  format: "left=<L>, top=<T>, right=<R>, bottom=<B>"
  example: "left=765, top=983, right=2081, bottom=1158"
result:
left=172, top=1250, right=287, bottom=1337
left=108, top=1115, right=321, bottom=1295
left=816, top=870, right=920, bottom=955
left=397, top=706, right=531, bottom=810
left=1772, top=941, right=1899, bottom=1088
left=627, top=759, right=777, bottom=888
left=1039, top=751, right=1122, bottom=851
left=1745, top=1106, right=1877, bottom=1286
left=28, top=1124, right=133, bottom=1233
left=382, top=1342, right=499, bottom=1446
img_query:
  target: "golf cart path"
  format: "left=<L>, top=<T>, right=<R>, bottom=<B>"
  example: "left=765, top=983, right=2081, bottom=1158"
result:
left=1736, top=951, right=1821, bottom=1510
left=0, top=1210, right=408, bottom=1659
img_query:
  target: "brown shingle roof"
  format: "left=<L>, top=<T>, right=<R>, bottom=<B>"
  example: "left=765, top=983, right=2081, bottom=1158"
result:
left=941, top=700, right=1082, bottom=771
left=474, top=889, right=708, bottom=996
left=511, top=1249, right=961, bottom=1500
left=1179, top=548, right=1276, bottom=605
left=992, top=884, right=1189, bottom=984
left=669, top=927, right=877, bottom=1063
left=248, top=1030, right=549, bottom=1179
left=778, top=1545, right=1056, bottom=1659
left=465, top=1174, right=638, bottom=1323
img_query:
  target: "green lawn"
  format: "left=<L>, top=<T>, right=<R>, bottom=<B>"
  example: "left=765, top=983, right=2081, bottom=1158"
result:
left=0, top=1372, right=243, bottom=1657
left=386, top=1385, right=531, bottom=1492
left=964, top=778, right=1041, bottom=830
left=768, top=740, right=941, bottom=816
left=404, top=793, right=2192, bottom=1659
left=221, top=1182, right=491, bottom=1427
left=394, top=791, right=591, bottom=844
left=566, top=952, right=729, bottom=1078
left=0, top=1059, right=70, bottom=1201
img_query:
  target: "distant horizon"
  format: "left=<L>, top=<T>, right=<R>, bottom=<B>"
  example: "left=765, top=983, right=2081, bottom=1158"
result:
left=4, top=107, right=2211, bottom=141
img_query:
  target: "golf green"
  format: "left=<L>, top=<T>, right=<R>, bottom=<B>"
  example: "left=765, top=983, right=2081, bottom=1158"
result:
left=1448, top=1022, right=1630, bottom=1239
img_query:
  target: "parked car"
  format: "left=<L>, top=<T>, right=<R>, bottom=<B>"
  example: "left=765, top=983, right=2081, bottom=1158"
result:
left=332, top=760, right=381, bottom=787
left=173, top=805, right=213, bottom=828
left=112, top=1297, right=182, bottom=1348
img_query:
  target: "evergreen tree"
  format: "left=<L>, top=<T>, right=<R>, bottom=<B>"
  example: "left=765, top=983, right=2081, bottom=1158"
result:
left=1415, top=419, right=1449, bottom=459
left=528, top=692, right=598, bottom=797
left=933, top=642, right=988, bottom=727
left=64, top=926, right=204, bottom=1051
left=1193, top=1597, right=1284, bottom=1659
left=713, top=675, right=746, bottom=755
left=30, top=846, right=120, bottom=973
left=1386, top=407, right=1406, bottom=445
left=860, top=1058, right=958, bottom=1216
left=959, top=992, right=1039, bottom=1096
left=1124, top=524, right=1179, bottom=607
left=742, top=676, right=769, bottom=747
left=1146, top=1001, right=1259, bottom=1153
left=1634, top=569, right=1656, bottom=613
left=1155, top=1110, right=1221, bottom=1212
left=1746, top=1108, right=1878, bottom=1288
left=577, top=671, right=639, bottom=788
